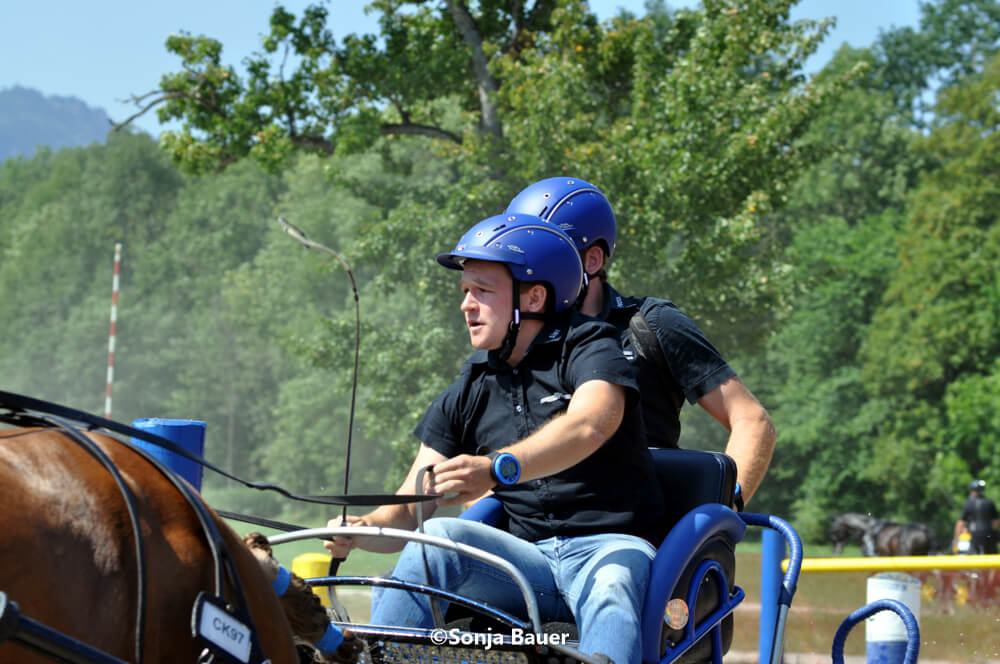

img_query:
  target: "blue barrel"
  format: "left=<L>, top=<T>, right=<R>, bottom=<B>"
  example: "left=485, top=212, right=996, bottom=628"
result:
left=131, top=418, right=206, bottom=491
left=865, top=572, right=921, bottom=664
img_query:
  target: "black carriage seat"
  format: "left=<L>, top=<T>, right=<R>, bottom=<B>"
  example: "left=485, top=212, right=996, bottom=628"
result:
left=650, top=447, right=739, bottom=664
left=454, top=448, right=741, bottom=663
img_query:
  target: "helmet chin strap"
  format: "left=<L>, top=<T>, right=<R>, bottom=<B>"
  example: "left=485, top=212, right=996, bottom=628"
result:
left=495, top=278, right=546, bottom=364
left=573, top=272, right=591, bottom=311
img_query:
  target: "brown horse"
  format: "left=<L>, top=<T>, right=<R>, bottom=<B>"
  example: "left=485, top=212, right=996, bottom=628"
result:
left=0, top=426, right=358, bottom=664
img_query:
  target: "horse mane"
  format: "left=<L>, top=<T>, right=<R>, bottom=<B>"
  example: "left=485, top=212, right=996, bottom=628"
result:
left=242, top=532, right=364, bottom=664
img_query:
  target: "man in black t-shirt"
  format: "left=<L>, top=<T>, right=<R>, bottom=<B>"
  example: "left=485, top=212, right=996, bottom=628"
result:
left=326, top=214, right=664, bottom=664
left=506, top=177, right=776, bottom=504
left=955, top=480, right=1000, bottom=554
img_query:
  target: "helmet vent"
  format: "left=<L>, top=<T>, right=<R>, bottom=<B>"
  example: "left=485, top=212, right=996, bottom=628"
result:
left=492, top=224, right=507, bottom=231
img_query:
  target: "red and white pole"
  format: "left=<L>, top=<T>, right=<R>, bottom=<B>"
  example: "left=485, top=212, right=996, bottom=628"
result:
left=105, top=243, right=121, bottom=419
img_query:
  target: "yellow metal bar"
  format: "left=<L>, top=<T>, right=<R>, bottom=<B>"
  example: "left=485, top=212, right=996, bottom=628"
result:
left=782, top=555, right=1000, bottom=573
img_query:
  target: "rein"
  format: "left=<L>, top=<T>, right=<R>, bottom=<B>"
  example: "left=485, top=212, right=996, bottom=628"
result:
left=2, top=412, right=259, bottom=664
left=0, top=390, right=437, bottom=508
left=0, top=389, right=441, bottom=663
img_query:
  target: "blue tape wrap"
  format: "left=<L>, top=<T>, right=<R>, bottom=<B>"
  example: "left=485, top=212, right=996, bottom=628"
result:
left=272, top=565, right=292, bottom=597
left=315, top=622, right=345, bottom=654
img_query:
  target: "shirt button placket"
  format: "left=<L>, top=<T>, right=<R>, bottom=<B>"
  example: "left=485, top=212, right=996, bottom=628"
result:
left=511, top=369, right=529, bottom=436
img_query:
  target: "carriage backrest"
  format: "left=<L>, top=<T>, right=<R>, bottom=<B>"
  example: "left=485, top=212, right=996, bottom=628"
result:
left=459, top=448, right=738, bottom=533
left=651, top=447, right=738, bottom=535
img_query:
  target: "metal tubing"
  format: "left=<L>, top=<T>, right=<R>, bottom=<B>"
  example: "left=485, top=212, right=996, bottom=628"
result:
left=758, top=528, right=785, bottom=664
left=789, top=554, right=1000, bottom=573
left=832, top=599, right=919, bottom=664
left=268, top=526, right=543, bottom=631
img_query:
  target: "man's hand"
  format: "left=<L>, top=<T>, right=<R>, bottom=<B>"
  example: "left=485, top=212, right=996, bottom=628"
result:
left=323, top=514, right=369, bottom=558
left=429, top=454, right=495, bottom=507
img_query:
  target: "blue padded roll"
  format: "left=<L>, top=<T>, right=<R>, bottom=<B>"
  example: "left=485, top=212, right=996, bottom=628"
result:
left=131, top=418, right=206, bottom=491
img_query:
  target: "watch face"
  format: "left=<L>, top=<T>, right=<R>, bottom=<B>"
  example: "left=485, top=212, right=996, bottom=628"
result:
left=492, top=452, right=521, bottom=486
left=496, top=453, right=520, bottom=483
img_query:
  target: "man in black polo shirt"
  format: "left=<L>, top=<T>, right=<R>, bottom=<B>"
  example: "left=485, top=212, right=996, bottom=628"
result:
left=326, top=213, right=664, bottom=664
left=506, top=177, right=776, bottom=504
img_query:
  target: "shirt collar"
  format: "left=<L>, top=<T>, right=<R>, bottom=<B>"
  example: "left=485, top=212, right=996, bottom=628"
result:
left=598, top=282, right=639, bottom=321
left=473, top=313, right=571, bottom=370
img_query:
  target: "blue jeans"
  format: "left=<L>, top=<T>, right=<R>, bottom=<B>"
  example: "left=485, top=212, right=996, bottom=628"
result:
left=370, top=517, right=655, bottom=664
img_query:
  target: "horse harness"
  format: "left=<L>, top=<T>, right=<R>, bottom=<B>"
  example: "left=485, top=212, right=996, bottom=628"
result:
left=0, top=389, right=438, bottom=664
left=0, top=408, right=266, bottom=664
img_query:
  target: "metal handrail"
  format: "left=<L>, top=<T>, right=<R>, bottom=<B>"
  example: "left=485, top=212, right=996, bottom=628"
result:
left=267, top=526, right=610, bottom=664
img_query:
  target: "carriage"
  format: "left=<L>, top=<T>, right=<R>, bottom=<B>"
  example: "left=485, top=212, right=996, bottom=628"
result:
left=0, top=389, right=920, bottom=664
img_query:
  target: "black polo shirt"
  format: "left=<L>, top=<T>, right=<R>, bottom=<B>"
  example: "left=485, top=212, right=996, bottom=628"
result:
left=600, top=284, right=736, bottom=448
left=961, top=495, right=999, bottom=533
left=414, top=311, right=665, bottom=543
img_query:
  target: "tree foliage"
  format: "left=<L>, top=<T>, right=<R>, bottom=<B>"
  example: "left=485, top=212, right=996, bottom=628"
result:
left=5, top=0, right=1000, bottom=537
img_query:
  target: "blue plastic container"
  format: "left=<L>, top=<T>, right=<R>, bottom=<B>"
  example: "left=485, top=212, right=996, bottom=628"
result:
left=130, top=418, right=206, bottom=491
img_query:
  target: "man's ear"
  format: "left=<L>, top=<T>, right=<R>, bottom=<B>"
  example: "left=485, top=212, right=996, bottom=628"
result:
left=522, top=283, right=548, bottom=313
left=583, top=245, right=605, bottom=276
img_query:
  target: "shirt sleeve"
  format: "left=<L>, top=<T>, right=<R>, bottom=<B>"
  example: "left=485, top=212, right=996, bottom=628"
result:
left=642, top=299, right=736, bottom=404
left=412, top=378, right=466, bottom=458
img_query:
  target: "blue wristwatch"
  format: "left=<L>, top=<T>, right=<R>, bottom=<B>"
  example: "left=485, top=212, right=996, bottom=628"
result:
left=487, top=451, right=521, bottom=486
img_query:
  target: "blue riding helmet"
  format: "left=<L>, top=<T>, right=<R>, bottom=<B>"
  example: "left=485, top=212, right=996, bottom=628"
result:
left=437, top=213, right=584, bottom=312
left=505, top=177, right=617, bottom=258
left=969, top=479, right=986, bottom=492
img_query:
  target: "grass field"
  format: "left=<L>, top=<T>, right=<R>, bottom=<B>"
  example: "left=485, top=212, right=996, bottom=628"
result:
left=243, top=525, right=1000, bottom=662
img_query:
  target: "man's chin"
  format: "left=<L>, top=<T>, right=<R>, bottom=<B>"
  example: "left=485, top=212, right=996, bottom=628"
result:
left=467, top=332, right=496, bottom=350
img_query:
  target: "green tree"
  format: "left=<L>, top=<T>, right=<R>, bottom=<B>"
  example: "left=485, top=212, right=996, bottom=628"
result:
left=119, top=0, right=856, bottom=471
left=0, top=133, right=183, bottom=413
left=855, top=52, right=1000, bottom=525
left=863, top=52, right=1000, bottom=402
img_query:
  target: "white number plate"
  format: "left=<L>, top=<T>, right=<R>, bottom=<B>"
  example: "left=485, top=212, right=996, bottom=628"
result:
left=192, top=593, right=253, bottom=664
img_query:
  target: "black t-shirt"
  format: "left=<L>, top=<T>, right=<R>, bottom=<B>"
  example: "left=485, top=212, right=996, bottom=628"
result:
left=414, top=311, right=665, bottom=543
left=600, top=284, right=736, bottom=448
left=961, top=495, right=999, bottom=533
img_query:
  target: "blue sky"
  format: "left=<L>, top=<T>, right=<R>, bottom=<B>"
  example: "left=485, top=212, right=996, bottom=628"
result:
left=1, top=1, right=922, bottom=136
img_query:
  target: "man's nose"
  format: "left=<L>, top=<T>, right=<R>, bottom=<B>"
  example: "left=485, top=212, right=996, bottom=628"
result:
left=461, top=291, right=477, bottom=311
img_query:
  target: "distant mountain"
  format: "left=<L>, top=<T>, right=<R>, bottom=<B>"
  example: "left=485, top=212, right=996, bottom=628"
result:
left=0, top=86, right=111, bottom=161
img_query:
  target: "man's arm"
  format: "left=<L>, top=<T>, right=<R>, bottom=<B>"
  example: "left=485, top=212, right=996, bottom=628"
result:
left=698, top=375, right=776, bottom=504
left=430, top=379, right=625, bottom=506
left=324, top=443, right=448, bottom=556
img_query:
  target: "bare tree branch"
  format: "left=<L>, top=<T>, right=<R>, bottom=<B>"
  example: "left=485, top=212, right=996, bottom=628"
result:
left=379, top=122, right=463, bottom=143
left=444, top=0, right=502, bottom=138
left=110, top=91, right=183, bottom=132
left=111, top=86, right=225, bottom=132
